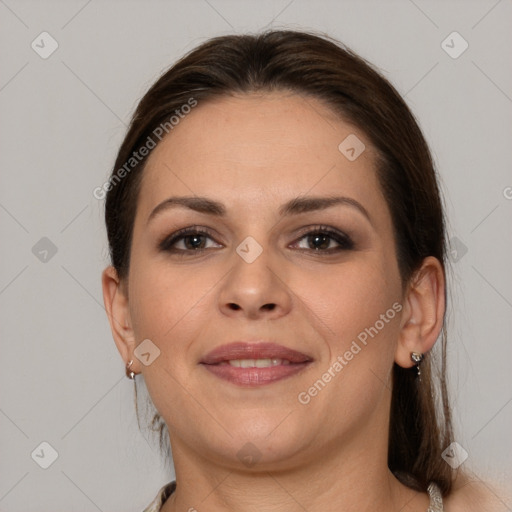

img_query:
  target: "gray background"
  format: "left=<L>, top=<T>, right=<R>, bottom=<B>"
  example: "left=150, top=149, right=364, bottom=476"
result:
left=1, top=0, right=511, bottom=510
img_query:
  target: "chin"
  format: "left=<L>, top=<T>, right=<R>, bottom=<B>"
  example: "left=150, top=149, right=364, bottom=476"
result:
left=210, top=415, right=312, bottom=469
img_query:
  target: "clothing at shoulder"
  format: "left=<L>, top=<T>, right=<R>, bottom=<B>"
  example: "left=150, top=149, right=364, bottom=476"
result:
left=142, top=481, right=176, bottom=512
left=427, top=482, right=444, bottom=511
left=142, top=481, right=443, bottom=511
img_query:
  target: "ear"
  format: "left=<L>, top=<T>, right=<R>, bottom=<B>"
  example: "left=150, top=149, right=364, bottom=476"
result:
left=395, top=256, right=445, bottom=368
left=101, top=266, right=141, bottom=374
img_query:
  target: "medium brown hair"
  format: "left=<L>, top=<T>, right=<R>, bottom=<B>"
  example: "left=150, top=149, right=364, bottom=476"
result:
left=104, top=29, right=454, bottom=494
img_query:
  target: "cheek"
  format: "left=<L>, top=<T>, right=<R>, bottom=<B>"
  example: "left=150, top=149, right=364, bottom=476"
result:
left=127, top=259, right=209, bottom=343
left=298, top=262, right=402, bottom=398
left=294, top=258, right=401, bottom=338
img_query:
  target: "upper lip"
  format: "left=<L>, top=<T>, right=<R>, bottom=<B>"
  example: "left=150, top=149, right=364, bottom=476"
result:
left=200, top=342, right=313, bottom=365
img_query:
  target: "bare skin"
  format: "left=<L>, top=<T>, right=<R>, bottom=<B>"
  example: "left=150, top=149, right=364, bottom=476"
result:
left=102, top=92, right=503, bottom=511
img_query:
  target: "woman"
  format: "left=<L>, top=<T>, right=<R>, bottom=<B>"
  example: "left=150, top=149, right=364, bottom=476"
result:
left=101, top=30, right=500, bottom=511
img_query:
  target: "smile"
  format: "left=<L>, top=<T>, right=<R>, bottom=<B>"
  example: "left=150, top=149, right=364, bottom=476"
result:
left=200, top=342, right=313, bottom=386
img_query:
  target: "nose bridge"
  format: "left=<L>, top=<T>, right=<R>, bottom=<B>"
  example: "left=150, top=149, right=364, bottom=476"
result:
left=231, top=233, right=274, bottom=289
left=230, top=208, right=276, bottom=268
left=217, top=230, right=291, bottom=318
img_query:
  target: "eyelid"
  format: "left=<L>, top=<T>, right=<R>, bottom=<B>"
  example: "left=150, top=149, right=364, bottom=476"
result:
left=292, top=223, right=350, bottom=239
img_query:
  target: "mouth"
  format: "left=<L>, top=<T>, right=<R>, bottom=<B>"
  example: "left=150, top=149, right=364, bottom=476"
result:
left=199, top=342, right=313, bottom=387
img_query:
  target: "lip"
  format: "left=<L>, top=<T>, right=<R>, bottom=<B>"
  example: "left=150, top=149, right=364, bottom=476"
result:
left=201, top=342, right=313, bottom=365
left=200, top=342, right=313, bottom=387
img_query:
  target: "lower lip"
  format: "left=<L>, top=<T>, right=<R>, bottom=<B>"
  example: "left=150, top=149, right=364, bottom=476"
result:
left=201, top=362, right=311, bottom=386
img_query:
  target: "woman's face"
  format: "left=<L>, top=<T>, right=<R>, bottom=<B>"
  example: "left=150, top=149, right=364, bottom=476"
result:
left=124, top=91, right=405, bottom=470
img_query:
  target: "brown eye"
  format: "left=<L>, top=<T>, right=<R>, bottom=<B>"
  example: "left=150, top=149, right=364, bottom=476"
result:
left=159, top=227, right=221, bottom=254
left=292, top=226, right=354, bottom=252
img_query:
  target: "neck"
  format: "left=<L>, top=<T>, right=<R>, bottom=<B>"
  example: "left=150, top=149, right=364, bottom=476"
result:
left=161, top=427, right=429, bottom=512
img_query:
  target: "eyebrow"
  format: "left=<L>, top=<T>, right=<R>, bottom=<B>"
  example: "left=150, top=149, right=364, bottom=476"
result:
left=146, top=195, right=372, bottom=225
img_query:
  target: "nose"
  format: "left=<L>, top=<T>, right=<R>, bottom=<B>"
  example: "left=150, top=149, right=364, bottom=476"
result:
left=217, top=246, right=292, bottom=320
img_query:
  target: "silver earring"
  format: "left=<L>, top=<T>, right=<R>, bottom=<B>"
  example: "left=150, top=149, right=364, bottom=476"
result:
left=126, top=359, right=136, bottom=380
left=411, top=352, right=424, bottom=378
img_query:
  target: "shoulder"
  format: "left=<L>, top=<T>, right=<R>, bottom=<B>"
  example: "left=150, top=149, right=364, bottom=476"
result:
left=444, top=472, right=511, bottom=512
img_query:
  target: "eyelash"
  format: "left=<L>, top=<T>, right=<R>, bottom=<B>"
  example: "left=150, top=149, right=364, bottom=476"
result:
left=158, top=224, right=354, bottom=256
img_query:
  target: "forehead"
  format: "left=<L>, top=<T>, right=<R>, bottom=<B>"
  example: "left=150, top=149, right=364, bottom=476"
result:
left=137, top=91, right=383, bottom=219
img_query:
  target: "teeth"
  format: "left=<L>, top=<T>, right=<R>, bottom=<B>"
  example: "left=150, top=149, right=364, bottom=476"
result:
left=228, top=358, right=289, bottom=368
